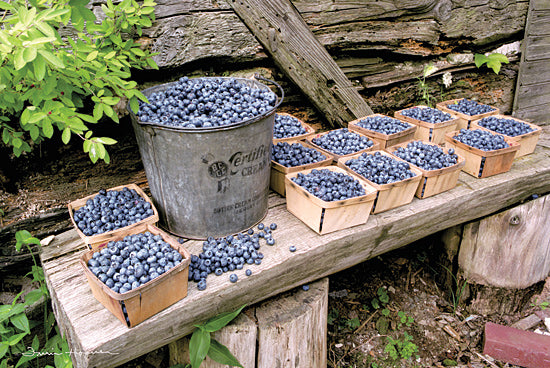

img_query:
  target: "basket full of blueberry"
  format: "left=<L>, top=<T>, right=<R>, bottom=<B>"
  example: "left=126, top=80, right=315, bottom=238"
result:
left=270, top=141, right=332, bottom=196
left=444, top=129, right=520, bottom=178
left=338, top=151, right=422, bottom=213
left=387, top=141, right=466, bottom=199
left=436, top=98, right=499, bottom=130
left=79, top=225, right=191, bottom=327
left=68, top=184, right=160, bottom=250
left=348, top=114, right=417, bottom=149
left=273, top=113, right=316, bottom=143
left=284, top=166, right=377, bottom=234
left=471, top=114, right=541, bottom=158
left=307, top=128, right=379, bottom=162
left=394, top=106, right=459, bottom=145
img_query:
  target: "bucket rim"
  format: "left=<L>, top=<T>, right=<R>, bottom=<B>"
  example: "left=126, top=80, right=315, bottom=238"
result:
left=128, top=76, right=283, bottom=133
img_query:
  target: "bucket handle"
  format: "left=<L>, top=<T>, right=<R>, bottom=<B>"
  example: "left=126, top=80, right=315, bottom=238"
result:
left=253, top=74, right=284, bottom=110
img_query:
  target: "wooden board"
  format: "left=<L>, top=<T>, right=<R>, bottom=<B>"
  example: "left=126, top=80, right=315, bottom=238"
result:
left=41, top=139, right=550, bottom=368
left=228, top=0, right=373, bottom=127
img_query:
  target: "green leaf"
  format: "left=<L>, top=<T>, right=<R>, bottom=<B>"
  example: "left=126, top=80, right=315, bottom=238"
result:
left=28, top=112, right=47, bottom=125
left=103, top=150, right=110, bottom=164
left=129, top=97, right=139, bottom=113
left=2, top=129, right=10, bottom=144
left=95, top=137, right=117, bottom=145
left=42, top=120, right=54, bottom=138
left=487, top=52, right=509, bottom=64
left=104, top=51, right=116, bottom=59
left=189, top=328, right=210, bottom=368
left=35, top=21, right=56, bottom=37
left=89, top=143, right=99, bottom=163
left=22, top=37, right=57, bottom=47
left=38, top=50, right=65, bottom=69
left=24, top=289, right=43, bottom=305
left=207, top=339, right=243, bottom=367
left=62, top=127, right=71, bottom=144
left=23, top=47, right=38, bottom=63
left=85, top=130, right=93, bottom=139
left=30, top=126, right=39, bottom=141
left=201, top=305, right=246, bottom=333
left=14, top=49, right=27, bottom=70
left=486, top=59, right=502, bottom=74
left=93, top=103, right=104, bottom=120
left=0, top=343, right=8, bottom=360
left=474, top=53, right=488, bottom=68
left=7, top=332, right=28, bottom=346
left=10, top=313, right=30, bottom=334
left=86, top=50, right=98, bottom=61
left=15, top=230, right=33, bottom=244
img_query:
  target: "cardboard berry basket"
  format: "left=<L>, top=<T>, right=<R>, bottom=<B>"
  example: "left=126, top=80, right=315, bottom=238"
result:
left=470, top=114, right=542, bottom=158
left=306, top=129, right=381, bottom=163
left=272, top=112, right=316, bottom=144
left=385, top=141, right=466, bottom=199
left=337, top=150, right=423, bottom=214
left=444, top=131, right=520, bottom=178
left=68, top=183, right=160, bottom=251
left=347, top=114, right=417, bottom=149
left=80, top=224, right=191, bottom=328
left=270, top=141, right=333, bottom=196
left=394, top=106, right=459, bottom=145
left=284, top=166, right=377, bottom=235
left=436, top=99, right=499, bottom=130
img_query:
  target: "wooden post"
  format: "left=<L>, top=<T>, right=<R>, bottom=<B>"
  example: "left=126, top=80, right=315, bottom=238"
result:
left=457, top=194, right=550, bottom=314
left=168, top=277, right=328, bottom=368
left=228, top=0, right=373, bottom=127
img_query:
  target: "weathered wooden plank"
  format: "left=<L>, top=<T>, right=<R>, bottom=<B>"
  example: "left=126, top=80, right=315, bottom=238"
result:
left=515, top=85, right=550, bottom=109
left=532, top=0, right=550, bottom=10
left=516, top=60, right=550, bottom=86
left=513, top=104, right=550, bottom=124
left=41, top=139, right=550, bottom=368
left=228, top=0, right=373, bottom=127
left=528, top=10, right=550, bottom=35
left=458, top=194, right=550, bottom=288
left=525, top=35, right=550, bottom=60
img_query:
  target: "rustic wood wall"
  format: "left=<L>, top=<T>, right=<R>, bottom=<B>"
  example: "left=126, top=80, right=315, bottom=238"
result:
left=513, top=0, right=550, bottom=124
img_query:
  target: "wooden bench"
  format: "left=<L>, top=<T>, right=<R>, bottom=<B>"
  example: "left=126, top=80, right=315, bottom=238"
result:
left=41, top=133, right=550, bottom=368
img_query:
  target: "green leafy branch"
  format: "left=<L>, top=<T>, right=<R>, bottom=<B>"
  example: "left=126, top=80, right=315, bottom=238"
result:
left=474, top=52, right=509, bottom=74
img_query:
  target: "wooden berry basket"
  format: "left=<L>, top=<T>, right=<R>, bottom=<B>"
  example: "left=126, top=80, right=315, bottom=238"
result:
left=385, top=141, right=466, bottom=199
left=306, top=129, right=381, bottom=163
left=444, top=131, right=520, bottom=178
left=270, top=141, right=333, bottom=196
left=80, top=224, right=191, bottom=328
left=347, top=114, right=418, bottom=149
left=284, top=166, right=377, bottom=235
left=470, top=114, right=542, bottom=158
left=394, top=106, right=459, bottom=145
left=337, top=150, right=423, bottom=214
left=273, top=112, right=316, bottom=144
left=68, top=183, right=160, bottom=250
left=436, top=99, right=499, bottom=130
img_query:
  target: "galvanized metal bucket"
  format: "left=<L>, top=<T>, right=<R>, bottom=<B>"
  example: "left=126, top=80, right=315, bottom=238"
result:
left=129, top=76, right=283, bottom=239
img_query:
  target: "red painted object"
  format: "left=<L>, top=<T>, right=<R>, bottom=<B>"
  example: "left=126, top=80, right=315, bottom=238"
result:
left=483, top=322, right=550, bottom=368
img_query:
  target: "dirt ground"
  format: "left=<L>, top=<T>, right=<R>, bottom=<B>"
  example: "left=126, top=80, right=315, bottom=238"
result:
left=1, top=100, right=549, bottom=368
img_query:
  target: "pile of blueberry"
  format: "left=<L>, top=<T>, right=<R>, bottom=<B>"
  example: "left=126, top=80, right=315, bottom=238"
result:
left=452, top=129, right=509, bottom=151
left=445, top=98, right=496, bottom=116
left=273, top=114, right=308, bottom=139
left=354, top=115, right=411, bottom=135
left=87, top=231, right=184, bottom=294
left=344, top=152, right=416, bottom=185
left=136, top=77, right=277, bottom=128
left=73, top=187, right=155, bottom=236
left=188, top=223, right=277, bottom=291
left=392, top=141, right=459, bottom=171
left=311, top=128, right=374, bottom=156
left=400, top=107, right=453, bottom=124
left=291, top=169, right=366, bottom=202
left=477, top=116, right=534, bottom=137
left=272, top=142, right=327, bottom=167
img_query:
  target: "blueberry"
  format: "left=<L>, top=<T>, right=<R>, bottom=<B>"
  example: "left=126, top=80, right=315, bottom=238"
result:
left=355, top=115, right=411, bottom=135
left=245, top=269, right=252, bottom=276
left=392, top=141, right=458, bottom=171
left=266, top=238, right=275, bottom=246
left=291, top=169, right=366, bottom=201
left=312, top=128, right=374, bottom=156
left=446, top=98, right=495, bottom=116
left=477, top=116, right=534, bottom=137
left=270, top=223, right=277, bottom=230
left=229, top=274, right=238, bottom=283
left=452, top=129, right=510, bottom=151
left=289, top=245, right=296, bottom=252
left=257, top=223, right=265, bottom=230
left=197, top=279, right=207, bottom=291
left=344, top=152, right=416, bottom=185
left=272, top=142, right=327, bottom=167
left=400, top=107, right=452, bottom=124
left=302, top=285, right=310, bottom=291
left=273, top=114, right=308, bottom=139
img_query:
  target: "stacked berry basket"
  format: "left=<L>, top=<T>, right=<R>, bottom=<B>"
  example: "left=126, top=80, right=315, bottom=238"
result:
left=79, top=224, right=191, bottom=327
left=284, top=166, right=377, bottom=234
left=68, top=183, right=160, bottom=250
left=470, top=114, right=542, bottom=158
left=436, top=98, right=499, bottom=130
left=337, top=151, right=422, bottom=214
left=272, top=113, right=316, bottom=143
left=394, top=106, right=459, bottom=144
left=445, top=129, right=520, bottom=178
left=270, top=141, right=332, bottom=196
left=386, top=141, right=466, bottom=199
left=307, top=128, right=380, bottom=162
left=348, top=114, right=417, bottom=149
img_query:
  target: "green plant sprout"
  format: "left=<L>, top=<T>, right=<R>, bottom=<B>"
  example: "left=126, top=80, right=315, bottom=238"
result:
left=1, top=230, right=73, bottom=368
left=0, top=0, right=158, bottom=163
left=441, top=265, right=468, bottom=315
left=417, top=63, right=438, bottom=107
left=384, top=332, right=418, bottom=361
left=474, top=52, right=509, bottom=74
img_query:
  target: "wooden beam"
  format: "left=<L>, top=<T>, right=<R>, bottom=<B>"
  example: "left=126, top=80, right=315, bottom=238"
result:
left=227, top=0, right=373, bottom=127
left=41, top=138, right=550, bottom=368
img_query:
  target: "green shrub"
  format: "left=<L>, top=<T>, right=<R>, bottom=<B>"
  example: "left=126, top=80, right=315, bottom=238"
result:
left=0, top=0, right=158, bottom=163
